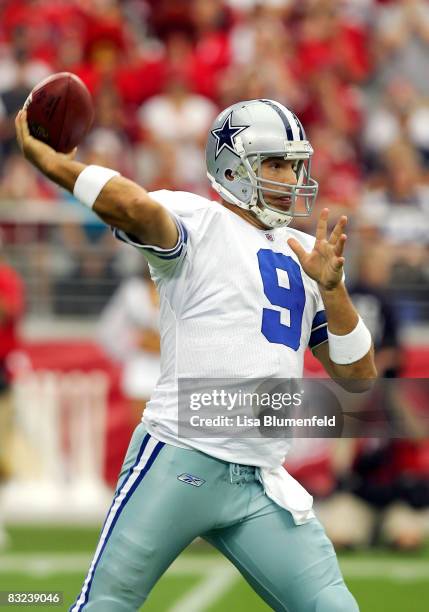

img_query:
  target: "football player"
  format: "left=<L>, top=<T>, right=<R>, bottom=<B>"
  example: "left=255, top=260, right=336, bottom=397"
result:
left=16, top=99, right=376, bottom=612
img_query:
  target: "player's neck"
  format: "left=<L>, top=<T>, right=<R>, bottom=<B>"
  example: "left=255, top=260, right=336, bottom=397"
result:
left=219, top=200, right=268, bottom=230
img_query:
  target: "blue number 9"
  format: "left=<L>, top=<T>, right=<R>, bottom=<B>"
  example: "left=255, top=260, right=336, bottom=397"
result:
left=257, top=249, right=305, bottom=351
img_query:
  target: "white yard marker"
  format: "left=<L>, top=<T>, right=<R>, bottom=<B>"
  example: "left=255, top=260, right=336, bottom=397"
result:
left=1, top=553, right=429, bottom=596
left=0, top=553, right=240, bottom=612
left=168, top=563, right=239, bottom=612
left=0, top=553, right=92, bottom=576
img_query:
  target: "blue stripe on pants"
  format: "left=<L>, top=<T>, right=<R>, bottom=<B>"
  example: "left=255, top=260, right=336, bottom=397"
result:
left=70, top=435, right=165, bottom=611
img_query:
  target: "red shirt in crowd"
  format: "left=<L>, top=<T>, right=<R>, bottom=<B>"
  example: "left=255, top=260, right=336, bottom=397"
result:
left=0, top=262, right=24, bottom=362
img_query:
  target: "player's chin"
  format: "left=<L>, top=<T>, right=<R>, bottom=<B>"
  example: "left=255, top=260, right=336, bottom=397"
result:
left=266, top=197, right=292, bottom=212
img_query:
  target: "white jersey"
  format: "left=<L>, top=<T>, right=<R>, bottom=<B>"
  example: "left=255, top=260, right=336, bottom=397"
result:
left=113, top=190, right=328, bottom=469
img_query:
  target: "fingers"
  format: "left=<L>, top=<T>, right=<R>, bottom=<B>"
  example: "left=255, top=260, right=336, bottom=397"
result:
left=328, top=215, right=348, bottom=245
left=20, top=109, right=30, bottom=139
left=334, top=233, right=347, bottom=257
left=15, top=110, right=24, bottom=149
left=287, top=237, right=307, bottom=262
left=334, top=256, right=345, bottom=272
left=15, top=109, right=30, bottom=151
left=64, top=147, right=77, bottom=160
left=315, top=208, right=329, bottom=241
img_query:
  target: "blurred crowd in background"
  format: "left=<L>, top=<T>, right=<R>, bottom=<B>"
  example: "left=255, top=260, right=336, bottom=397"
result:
left=0, top=0, right=428, bottom=552
left=0, top=0, right=428, bottom=323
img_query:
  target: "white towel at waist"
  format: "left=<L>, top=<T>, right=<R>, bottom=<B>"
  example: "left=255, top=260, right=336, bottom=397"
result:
left=259, top=466, right=315, bottom=525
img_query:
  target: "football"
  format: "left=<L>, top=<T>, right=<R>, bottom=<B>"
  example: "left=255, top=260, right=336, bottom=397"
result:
left=24, top=72, right=94, bottom=153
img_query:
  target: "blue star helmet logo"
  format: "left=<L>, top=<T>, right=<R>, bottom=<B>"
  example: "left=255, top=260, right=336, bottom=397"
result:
left=211, top=112, right=249, bottom=159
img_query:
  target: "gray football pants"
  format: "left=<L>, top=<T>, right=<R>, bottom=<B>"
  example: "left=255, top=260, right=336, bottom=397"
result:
left=70, top=424, right=359, bottom=611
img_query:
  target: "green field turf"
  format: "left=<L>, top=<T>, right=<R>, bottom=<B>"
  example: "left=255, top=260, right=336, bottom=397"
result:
left=0, top=527, right=428, bottom=611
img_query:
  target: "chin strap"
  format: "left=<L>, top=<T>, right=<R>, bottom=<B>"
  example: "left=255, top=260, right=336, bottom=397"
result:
left=207, top=172, right=293, bottom=229
left=207, top=173, right=249, bottom=210
left=250, top=203, right=293, bottom=229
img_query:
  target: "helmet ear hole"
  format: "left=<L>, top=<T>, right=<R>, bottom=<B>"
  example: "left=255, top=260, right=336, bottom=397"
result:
left=225, top=169, right=234, bottom=182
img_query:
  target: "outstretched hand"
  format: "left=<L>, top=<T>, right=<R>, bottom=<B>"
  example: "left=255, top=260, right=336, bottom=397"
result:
left=15, top=109, right=77, bottom=172
left=287, top=208, right=347, bottom=291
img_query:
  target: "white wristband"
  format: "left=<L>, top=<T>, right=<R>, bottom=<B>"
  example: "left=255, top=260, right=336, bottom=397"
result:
left=327, top=316, right=372, bottom=365
left=73, top=165, right=120, bottom=208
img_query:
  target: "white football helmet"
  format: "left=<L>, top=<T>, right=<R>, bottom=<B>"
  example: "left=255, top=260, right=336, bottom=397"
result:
left=206, top=99, right=318, bottom=228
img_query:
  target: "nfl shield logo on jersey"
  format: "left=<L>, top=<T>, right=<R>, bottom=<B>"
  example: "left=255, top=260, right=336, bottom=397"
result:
left=177, top=473, right=206, bottom=487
